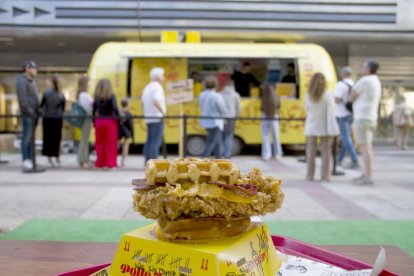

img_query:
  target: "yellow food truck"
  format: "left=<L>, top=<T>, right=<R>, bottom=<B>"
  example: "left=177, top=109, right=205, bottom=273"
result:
left=88, top=42, right=337, bottom=155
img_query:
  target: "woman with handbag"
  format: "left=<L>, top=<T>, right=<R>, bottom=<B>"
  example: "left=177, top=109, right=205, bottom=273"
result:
left=305, top=73, right=339, bottom=181
left=393, top=95, right=413, bottom=150
left=77, top=76, right=93, bottom=168
left=93, top=79, right=119, bottom=169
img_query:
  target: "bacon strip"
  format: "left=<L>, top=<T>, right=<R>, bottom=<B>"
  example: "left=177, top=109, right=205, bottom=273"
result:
left=132, top=179, right=153, bottom=190
left=208, top=182, right=258, bottom=195
left=132, top=179, right=166, bottom=190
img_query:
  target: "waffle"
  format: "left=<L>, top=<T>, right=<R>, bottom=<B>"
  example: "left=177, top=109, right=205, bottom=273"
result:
left=145, top=158, right=240, bottom=185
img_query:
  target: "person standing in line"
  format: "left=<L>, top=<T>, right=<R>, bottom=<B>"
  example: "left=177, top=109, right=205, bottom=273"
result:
left=199, top=76, right=229, bottom=158
left=16, top=60, right=40, bottom=171
left=93, top=79, right=119, bottom=169
left=77, top=75, right=93, bottom=168
left=231, top=62, right=260, bottom=97
left=119, top=98, right=134, bottom=167
left=220, top=78, right=241, bottom=159
left=260, top=83, right=283, bottom=161
left=40, top=75, right=66, bottom=167
left=393, top=95, right=413, bottom=150
left=348, top=60, right=381, bottom=185
left=334, top=66, right=359, bottom=169
left=305, top=73, right=339, bottom=182
left=141, top=68, right=166, bottom=164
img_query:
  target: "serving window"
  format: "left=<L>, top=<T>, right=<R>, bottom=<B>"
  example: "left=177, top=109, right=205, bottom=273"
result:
left=188, top=58, right=299, bottom=99
left=128, top=57, right=300, bottom=99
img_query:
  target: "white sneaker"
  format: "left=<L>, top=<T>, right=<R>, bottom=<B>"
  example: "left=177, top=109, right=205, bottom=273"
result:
left=49, top=159, right=56, bottom=168
left=22, top=159, right=33, bottom=170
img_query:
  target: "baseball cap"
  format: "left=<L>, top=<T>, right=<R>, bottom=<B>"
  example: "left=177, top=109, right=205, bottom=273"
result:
left=22, top=60, right=38, bottom=71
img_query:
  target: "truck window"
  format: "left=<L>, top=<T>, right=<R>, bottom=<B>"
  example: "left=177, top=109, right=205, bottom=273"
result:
left=278, top=60, right=299, bottom=99
left=188, top=58, right=300, bottom=99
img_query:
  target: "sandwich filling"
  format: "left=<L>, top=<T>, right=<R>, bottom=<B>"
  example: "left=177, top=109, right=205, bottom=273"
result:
left=133, top=167, right=283, bottom=220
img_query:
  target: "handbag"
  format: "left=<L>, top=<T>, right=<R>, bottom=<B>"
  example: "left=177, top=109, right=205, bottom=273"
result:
left=404, top=107, right=414, bottom=128
left=395, top=105, right=414, bottom=128
left=341, top=81, right=353, bottom=113
left=345, top=102, right=353, bottom=113
left=66, top=102, right=87, bottom=128
left=406, top=115, right=414, bottom=128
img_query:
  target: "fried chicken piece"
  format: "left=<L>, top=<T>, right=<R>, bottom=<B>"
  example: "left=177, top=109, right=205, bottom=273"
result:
left=133, top=167, right=283, bottom=220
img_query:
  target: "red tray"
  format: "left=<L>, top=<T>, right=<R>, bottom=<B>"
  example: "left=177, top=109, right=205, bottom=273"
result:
left=56, top=235, right=398, bottom=276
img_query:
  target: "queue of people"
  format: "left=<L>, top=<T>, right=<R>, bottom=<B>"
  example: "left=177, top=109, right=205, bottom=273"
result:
left=14, top=59, right=287, bottom=170
left=15, top=59, right=394, bottom=186
left=15, top=60, right=140, bottom=171
left=305, top=60, right=382, bottom=185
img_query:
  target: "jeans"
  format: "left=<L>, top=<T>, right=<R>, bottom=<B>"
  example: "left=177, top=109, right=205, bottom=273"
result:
left=337, top=116, right=358, bottom=163
left=144, top=122, right=164, bottom=163
left=222, top=119, right=236, bottom=159
left=261, top=115, right=282, bottom=160
left=223, top=132, right=234, bottom=159
left=202, top=127, right=222, bottom=159
left=21, top=116, right=37, bottom=160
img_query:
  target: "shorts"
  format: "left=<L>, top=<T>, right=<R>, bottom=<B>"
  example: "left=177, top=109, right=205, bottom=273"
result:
left=354, top=119, right=377, bottom=144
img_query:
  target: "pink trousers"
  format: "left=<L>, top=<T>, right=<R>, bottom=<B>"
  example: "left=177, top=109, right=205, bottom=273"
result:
left=95, top=118, right=118, bottom=168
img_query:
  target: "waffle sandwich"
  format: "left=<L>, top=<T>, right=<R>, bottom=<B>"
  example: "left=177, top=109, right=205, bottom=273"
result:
left=133, top=158, right=284, bottom=240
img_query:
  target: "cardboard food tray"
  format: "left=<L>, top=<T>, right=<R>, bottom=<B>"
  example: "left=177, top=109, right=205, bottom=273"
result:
left=56, top=235, right=398, bottom=276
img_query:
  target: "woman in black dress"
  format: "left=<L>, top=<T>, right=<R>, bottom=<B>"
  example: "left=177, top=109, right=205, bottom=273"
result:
left=41, top=75, right=66, bottom=167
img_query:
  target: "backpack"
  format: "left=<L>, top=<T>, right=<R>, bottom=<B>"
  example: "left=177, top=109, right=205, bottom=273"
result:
left=66, top=102, right=87, bottom=128
left=341, top=81, right=353, bottom=113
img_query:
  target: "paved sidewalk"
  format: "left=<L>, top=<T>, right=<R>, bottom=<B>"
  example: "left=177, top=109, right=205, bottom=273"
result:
left=0, top=147, right=413, bottom=233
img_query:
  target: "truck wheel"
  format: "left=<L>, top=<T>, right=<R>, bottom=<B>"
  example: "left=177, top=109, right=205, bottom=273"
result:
left=186, top=135, right=205, bottom=156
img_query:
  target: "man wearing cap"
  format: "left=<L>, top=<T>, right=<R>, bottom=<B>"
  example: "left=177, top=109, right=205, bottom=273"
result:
left=141, top=67, right=166, bottom=164
left=16, top=60, right=40, bottom=170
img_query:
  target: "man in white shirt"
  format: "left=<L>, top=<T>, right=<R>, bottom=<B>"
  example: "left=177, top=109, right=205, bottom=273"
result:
left=141, top=67, right=166, bottom=163
left=348, top=60, right=381, bottom=185
left=220, top=78, right=241, bottom=159
left=334, top=66, right=359, bottom=169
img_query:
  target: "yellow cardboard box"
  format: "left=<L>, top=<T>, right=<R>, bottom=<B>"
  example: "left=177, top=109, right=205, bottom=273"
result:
left=109, top=222, right=280, bottom=276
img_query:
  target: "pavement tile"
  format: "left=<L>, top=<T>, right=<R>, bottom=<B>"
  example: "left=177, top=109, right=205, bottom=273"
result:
left=263, top=188, right=337, bottom=221
left=80, top=187, right=133, bottom=219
